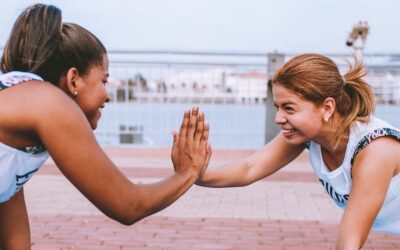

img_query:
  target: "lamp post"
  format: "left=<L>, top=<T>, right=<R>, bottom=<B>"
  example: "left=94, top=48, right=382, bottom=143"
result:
left=346, top=21, right=369, bottom=59
left=265, top=53, right=284, bottom=144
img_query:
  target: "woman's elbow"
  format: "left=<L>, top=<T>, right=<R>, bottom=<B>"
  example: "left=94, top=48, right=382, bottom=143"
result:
left=116, top=215, right=142, bottom=226
left=107, top=202, right=149, bottom=226
left=111, top=211, right=147, bottom=226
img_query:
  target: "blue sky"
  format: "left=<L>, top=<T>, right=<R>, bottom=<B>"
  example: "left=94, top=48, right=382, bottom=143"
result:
left=1, top=0, right=399, bottom=54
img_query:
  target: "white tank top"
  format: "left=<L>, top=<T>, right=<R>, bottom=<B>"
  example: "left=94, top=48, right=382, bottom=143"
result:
left=308, top=116, right=400, bottom=235
left=0, top=71, right=49, bottom=202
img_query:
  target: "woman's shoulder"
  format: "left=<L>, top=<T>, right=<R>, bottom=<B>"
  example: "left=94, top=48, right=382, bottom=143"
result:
left=0, top=79, right=72, bottom=108
left=350, top=116, right=400, bottom=164
left=0, top=76, right=82, bottom=127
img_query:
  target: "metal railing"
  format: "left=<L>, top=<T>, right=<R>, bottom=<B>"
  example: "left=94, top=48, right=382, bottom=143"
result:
left=1, top=48, right=400, bottom=148
left=96, top=51, right=400, bottom=148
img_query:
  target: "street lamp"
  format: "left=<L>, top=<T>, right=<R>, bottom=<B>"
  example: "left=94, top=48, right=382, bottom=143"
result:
left=346, top=21, right=369, bottom=59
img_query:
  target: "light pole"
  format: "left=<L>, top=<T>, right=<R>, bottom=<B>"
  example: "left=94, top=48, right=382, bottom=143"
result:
left=346, top=21, right=369, bottom=59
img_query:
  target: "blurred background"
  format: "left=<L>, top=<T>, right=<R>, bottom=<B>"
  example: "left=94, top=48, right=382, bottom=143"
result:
left=2, top=0, right=400, bottom=149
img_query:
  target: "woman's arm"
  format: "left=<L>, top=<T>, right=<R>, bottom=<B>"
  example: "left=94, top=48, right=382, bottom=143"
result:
left=22, top=83, right=210, bottom=225
left=336, top=137, right=399, bottom=249
left=196, top=133, right=305, bottom=187
left=0, top=188, right=31, bottom=250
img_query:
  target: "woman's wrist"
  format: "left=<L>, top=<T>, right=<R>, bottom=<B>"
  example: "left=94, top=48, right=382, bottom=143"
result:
left=175, top=167, right=200, bottom=184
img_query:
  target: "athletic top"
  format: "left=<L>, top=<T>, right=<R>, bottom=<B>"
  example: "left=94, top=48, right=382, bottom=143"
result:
left=0, top=71, right=49, bottom=202
left=308, top=116, right=400, bottom=234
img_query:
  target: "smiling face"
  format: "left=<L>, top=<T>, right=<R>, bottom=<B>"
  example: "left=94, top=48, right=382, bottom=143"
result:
left=273, top=83, right=326, bottom=145
left=73, top=55, right=110, bottom=130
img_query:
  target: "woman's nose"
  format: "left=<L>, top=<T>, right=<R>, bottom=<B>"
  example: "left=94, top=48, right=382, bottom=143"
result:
left=275, top=110, right=287, bottom=124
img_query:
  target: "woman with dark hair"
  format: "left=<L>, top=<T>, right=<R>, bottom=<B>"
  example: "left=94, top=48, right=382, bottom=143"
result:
left=197, top=54, right=400, bottom=248
left=0, top=4, right=211, bottom=249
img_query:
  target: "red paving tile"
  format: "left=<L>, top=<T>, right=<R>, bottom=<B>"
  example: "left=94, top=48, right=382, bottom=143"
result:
left=26, top=148, right=400, bottom=249
left=30, top=215, right=399, bottom=250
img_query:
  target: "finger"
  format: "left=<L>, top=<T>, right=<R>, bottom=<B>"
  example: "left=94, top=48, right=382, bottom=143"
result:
left=206, top=142, right=212, bottom=154
left=172, top=130, right=178, bottom=146
left=171, top=131, right=177, bottom=156
left=194, top=111, right=204, bottom=144
left=179, top=109, right=190, bottom=138
left=187, top=106, right=199, bottom=140
left=201, top=122, right=210, bottom=144
left=203, top=143, right=213, bottom=174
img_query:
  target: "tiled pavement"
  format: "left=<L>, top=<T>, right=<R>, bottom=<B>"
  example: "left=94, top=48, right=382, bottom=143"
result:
left=25, top=148, right=399, bottom=249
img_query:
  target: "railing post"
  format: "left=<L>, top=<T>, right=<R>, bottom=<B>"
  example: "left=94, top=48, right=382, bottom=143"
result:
left=265, top=53, right=285, bottom=144
left=125, top=77, right=129, bottom=103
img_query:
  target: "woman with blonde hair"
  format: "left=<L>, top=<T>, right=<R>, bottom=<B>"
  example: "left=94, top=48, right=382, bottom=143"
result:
left=197, top=54, right=400, bottom=248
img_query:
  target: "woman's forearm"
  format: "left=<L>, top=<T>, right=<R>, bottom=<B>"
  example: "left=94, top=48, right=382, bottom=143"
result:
left=109, top=169, right=198, bottom=225
left=196, top=160, right=253, bottom=188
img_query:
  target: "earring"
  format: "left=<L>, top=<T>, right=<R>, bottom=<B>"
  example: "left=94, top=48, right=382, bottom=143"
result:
left=72, top=80, right=77, bottom=96
left=323, top=117, right=329, bottom=122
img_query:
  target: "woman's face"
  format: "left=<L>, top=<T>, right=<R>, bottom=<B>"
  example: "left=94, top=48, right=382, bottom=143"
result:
left=74, top=55, right=110, bottom=130
left=272, top=83, right=325, bottom=145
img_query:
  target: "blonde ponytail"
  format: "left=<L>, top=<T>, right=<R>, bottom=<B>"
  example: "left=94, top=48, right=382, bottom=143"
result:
left=334, top=58, right=375, bottom=147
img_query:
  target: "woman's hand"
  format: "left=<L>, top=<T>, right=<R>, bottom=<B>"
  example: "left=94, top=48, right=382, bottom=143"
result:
left=171, top=106, right=212, bottom=180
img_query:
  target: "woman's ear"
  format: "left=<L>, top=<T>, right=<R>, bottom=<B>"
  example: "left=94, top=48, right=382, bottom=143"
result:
left=65, top=67, right=80, bottom=97
left=322, top=97, right=336, bottom=122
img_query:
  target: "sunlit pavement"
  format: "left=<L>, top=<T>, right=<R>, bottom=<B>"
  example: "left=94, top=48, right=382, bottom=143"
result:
left=26, top=148, right=399, bottom=249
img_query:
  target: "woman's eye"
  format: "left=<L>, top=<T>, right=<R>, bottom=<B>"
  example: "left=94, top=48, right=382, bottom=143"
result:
left=285, top=107, right=294, bottom=112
